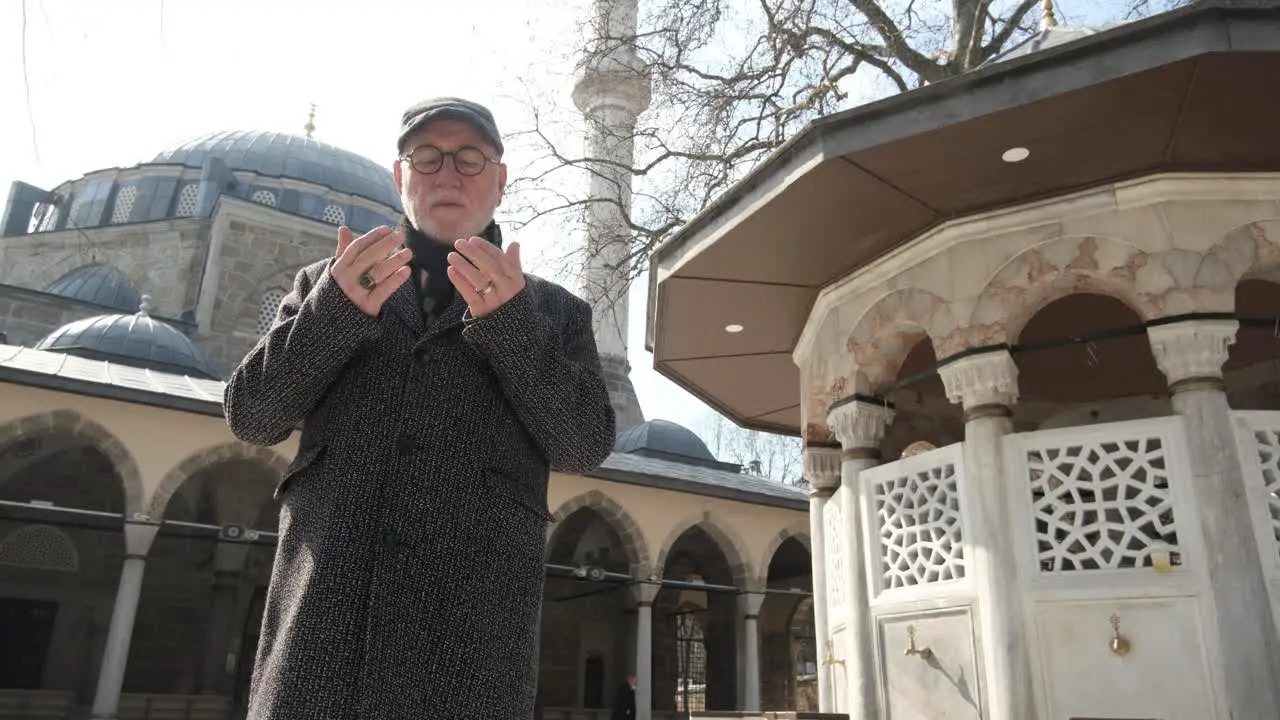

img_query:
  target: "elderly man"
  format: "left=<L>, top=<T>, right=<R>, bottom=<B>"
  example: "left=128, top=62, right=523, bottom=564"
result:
left=223, top=97, right=616, bottom=719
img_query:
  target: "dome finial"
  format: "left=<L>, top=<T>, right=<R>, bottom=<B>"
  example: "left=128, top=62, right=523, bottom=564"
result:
left=1041, top=0, right=1058, bottom=31
left=137, top=294, right=153, bottom=316
left=304, top=103, right=317, bottom=139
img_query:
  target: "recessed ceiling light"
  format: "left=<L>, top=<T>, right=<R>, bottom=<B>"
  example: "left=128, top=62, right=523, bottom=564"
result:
left=1002, top=146, right=1030, bottom=163
left=724, top=324, right=744, bottom=333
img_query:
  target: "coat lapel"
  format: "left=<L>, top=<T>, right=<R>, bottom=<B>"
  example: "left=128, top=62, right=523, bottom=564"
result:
left=384, top=279, right=426, bottom=337
left=418, top=294, right=467, bottom=348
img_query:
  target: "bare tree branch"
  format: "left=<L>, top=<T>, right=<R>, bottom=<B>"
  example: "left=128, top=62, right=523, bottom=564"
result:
left=504, top=0, right=1194, bottom=308
left=699, top=412, right=805, bottom=486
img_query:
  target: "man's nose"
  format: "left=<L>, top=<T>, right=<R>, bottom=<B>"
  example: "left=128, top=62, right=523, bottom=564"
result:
left=434, top=158, right=464, bottom=185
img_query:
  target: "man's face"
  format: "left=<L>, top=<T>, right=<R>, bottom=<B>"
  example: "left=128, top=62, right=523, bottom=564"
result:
left=394, top=118, right=507, bottom=243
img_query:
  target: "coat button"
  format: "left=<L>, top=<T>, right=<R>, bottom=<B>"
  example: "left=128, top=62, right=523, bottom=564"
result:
left=381, top=530, right=399, bottom=549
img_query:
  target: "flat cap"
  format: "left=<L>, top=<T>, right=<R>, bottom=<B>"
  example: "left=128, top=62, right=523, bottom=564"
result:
left=398, top=97, right=504, bottom=155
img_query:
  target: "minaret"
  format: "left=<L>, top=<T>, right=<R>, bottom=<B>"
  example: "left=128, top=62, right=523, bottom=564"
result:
left=572, top=0, right=650, bottom=435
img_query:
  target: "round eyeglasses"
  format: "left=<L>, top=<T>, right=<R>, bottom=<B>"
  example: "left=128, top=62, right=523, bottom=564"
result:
left=400, top=144, right=499, bottom=177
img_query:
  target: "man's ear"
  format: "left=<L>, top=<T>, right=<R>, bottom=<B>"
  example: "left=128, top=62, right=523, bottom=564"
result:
left=496, top=163, right=508, bottom=207
left=393, top=158, right=404, bottom=190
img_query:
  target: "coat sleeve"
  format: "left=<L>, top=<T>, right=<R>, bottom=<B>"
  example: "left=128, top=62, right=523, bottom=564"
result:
left=222, top=261, right=382, bottom=446
left=462, top=283, right=616, bottom=474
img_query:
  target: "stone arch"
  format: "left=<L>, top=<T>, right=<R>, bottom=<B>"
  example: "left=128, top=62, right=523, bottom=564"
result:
left=758, top=524, right=811, bottom=586
left=0, top=409, right=144, bottom=516
left=146, top=441, right=288, bottom=519
left=842, top=288, right=959, bottom=393
left=654, top=511, right=753, bottom=589
left=548, top=489, right=652, bottom=575
left=968, top=234, right=1161, bottom=346
left=1200, top=219, right=1280, bottom=289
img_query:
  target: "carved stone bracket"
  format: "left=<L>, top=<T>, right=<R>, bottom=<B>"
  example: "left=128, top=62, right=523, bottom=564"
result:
left=827, top=400, right=895, bottom=452
left=1147, top=319, right=1238, bottom=387
left=938, top=349, right=1019, bottom=411
left=804, top=446, right=842, bottom=493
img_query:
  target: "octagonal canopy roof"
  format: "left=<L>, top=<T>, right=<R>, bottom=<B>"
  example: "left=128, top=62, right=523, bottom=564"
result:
left=646, top=0, right=1280, bottom=437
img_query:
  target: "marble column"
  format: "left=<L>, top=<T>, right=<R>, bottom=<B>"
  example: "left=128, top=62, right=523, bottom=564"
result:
left=803, top=445, right=841, bottom=712
left=91, top=520, right=160, bottom=720
left=938, top=349, right=1035, bottom=720
left=826, top=399, right=894, bottom=719
left=738, top=591, right=766, bottom=710
left=632, top=582, right=660, bottom=720
left=1148, top=318, right=1280, bottom=718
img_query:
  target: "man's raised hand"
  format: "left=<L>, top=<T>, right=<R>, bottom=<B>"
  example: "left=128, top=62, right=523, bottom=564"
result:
left=331, top=226, right=413, bottom=317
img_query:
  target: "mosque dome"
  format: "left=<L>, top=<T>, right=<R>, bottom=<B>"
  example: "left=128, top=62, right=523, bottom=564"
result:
left=34, top=296, right=218, bottom=380
left=43, top=264, right=142, bottom=313
left=151, top=130, right=401, bottom=209
left=615, top=419, right=717, bottom=463
left=29, top=128, right=401, bottom=234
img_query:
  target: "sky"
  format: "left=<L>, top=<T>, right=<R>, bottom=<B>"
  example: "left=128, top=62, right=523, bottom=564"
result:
left=0, top=0, right=724, bottom=435
left=0, top=0, right=1154, bottom=440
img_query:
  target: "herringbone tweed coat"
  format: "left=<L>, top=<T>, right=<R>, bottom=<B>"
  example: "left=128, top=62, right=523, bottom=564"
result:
left=223, top=254, right=616, bottom=720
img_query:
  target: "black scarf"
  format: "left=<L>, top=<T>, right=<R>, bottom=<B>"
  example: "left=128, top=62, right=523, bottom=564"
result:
left=400, top=218, right=504, bottom=315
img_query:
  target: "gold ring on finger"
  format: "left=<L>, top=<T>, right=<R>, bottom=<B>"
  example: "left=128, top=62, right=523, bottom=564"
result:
left=477, top=281, right=495, bottom=296
left=359, top=273, right=376, bottom=290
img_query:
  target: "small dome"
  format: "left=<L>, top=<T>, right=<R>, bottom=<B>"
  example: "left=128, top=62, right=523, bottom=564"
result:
left=34, top=296, right=217, bottom=379
left=615, top=419, right=716, bottom=463
left=151, top=130, right=401, bottom=209
left=43, top=264, right=142, bottom=313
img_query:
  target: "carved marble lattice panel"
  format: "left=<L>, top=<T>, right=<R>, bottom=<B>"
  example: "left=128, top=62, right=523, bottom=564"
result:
left=825, top=501, right=847, bottom=616
left=873, top=460, right=966, bottom=591
left=1253, top=427, right=1280, bottom=561
left=1026, top=436, right=1180, bottom=573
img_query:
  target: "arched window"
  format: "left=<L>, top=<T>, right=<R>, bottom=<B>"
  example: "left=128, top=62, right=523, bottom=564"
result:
left=251, top=189, right=278, bottom=207
left=174, top=183, right=200, bottom=217
left=321, top=204, right=346, bottom=226
left=257, top=288, right=287, bottom=335
left=0, top=524, right=79, bottom=572
left=111, top=185, right=138, bottom=224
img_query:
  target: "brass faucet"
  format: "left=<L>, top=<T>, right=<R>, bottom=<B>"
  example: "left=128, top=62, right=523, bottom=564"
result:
left=821, top=639, right=845, bottom=667
left=904, top=625, right=933, bottom=660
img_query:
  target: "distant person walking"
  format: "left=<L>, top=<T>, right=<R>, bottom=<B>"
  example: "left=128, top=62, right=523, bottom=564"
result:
left=611, top=675, right=637, bottom=720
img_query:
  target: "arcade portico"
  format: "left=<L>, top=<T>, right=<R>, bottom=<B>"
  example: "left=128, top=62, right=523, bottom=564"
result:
left=647, top=3, right=1280, bottom=719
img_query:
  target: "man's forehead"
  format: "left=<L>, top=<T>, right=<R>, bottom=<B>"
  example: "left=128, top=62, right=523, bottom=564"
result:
left=405, top=119, right=497, bottom=153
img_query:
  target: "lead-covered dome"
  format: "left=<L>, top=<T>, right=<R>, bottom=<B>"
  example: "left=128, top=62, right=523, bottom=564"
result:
left=34, top=297, right=218, bottom=379
left=152, top=130, right=401, bottom=208
left=615, top=419, right=716, bottom=463
left=43, top=264, right=142, bottom=313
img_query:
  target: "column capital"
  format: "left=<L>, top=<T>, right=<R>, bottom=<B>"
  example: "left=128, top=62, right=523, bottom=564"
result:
left=123, top=520, right=161, bottom=558
left=630, top=581, right=660, bottom=607
left=737, top=590, right=767, bottom=618
left=804, top=446, right=842, bottom=493
left=1147, top=318, right=1238, bottom=388
left=939, top=349, right=1019, bottom=411
left=827, top=400, right=894, bottom=452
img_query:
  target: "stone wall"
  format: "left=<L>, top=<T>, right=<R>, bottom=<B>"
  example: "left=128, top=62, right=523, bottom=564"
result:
left=197, top=210, right=337, bottom=377
left=0, top=285, right=198, bottom=349
left=0, top=219, right=207, bottom=320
